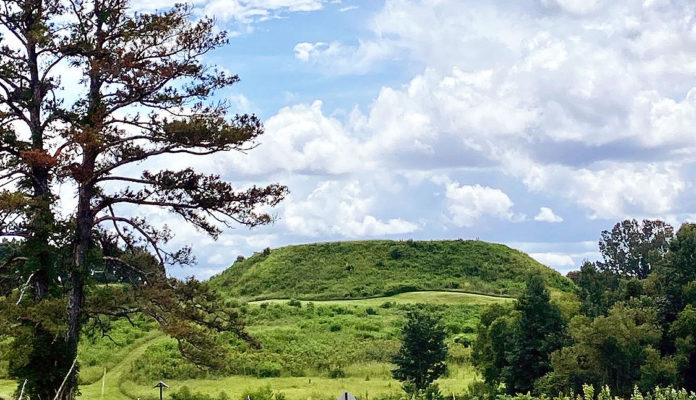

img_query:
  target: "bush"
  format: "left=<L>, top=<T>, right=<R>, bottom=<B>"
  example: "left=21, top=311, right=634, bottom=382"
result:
left=241, top=386, right=275, bottom=400
left=172, top=386, right=230, bottom=400
left=390, top=247, right=404, bottom=260
left=329, top=324, right=342, bottom=332
left=328, top=367, right=346, bottom=378
left=255, top=361, right=282, bottom=378
left=288, top=299, right=302, bottom=308
left=366, top=307, right=378, bottom=315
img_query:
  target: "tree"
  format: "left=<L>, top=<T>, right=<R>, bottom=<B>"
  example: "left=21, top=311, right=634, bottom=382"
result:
left=598, top=219, right=673, bottom=279
left=392, top=308, right=448, bottom=396
left=541, top=304, right=663, bottom=396
left=471, top=303, right=515, bottom=389
left=567, top=261, right=621, bottom=318
left=0, top=1, right=287, bottom=399
left=670, top=304, right=696, bottom=391
left=502, top=275, right=567, bottom=394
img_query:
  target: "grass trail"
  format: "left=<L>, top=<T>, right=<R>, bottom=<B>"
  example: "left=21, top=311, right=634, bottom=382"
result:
left=78, top=332, right=166, bottom=399
left=0, top=379, right=16, bottom=399
left=117, top=363, right=479, bottom=400
left=250, top=290, right=511, bottom=306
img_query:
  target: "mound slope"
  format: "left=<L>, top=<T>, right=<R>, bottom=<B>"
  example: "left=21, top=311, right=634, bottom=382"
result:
left=209, top=240, right=574, bottom=300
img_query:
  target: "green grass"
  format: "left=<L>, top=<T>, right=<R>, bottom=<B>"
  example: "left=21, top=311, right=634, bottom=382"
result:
left=0, top=239, right=577, bottom=400
left=67, top=293, right=503, bottom=399
left=252, top=290, right=512, bottom=306
left=117, top=363, right=480, bottom=400
left=0, top=379, right=15, bottom=400
left=210, top=240, right=575, bottom=301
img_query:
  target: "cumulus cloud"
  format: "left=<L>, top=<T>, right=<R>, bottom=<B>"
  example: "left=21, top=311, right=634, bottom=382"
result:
left=137, top=0, right=326, bottom=23
left=534, top=207, right=563, bottom=223
left=121, top=0, right=696, bottom=277
left=284, top=180, right=418, bottom=237
left=443, top=181, right=522, bottom=227
left=202, top=0, right=325, bottom=23
left=529, top=252, right=576, bottom=268
left=293, top=40, right=396, bottom=74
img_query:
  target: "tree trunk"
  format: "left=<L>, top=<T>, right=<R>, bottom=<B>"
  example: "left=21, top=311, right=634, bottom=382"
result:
left=58, top=187, right=92, bottom=399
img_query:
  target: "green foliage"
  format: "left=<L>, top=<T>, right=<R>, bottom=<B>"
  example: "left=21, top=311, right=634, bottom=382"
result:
left=542, top=304, right=662, bottom=396
left=392, top=308, right=448, bottom=394
left=659, top=224, right=696, bottom=316
left=597, top=219, right=673, bottom=279
left=172, top=386, right=231, bottom=400
left=568, top=262, right=621, bottom=318
left=471, top=303, right=515, bottom=387
left=241, top=386, right=285, bottom=400
left=128, top=341, right=209, bottom=383
left=210, top=240, right=575, bottom=301
left=502, top=275, right=567, bottom=395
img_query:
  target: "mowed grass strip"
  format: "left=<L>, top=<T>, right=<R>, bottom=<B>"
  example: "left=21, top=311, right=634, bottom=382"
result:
left=250, top=291, right=512, bottom=306
left=117, top=363, right=479, bottom=400
left=0, top=379, right=16, bottom=399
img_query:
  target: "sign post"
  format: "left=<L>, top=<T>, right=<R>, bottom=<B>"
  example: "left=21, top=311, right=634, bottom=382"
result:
left=154, top=381, right=169, bottom=400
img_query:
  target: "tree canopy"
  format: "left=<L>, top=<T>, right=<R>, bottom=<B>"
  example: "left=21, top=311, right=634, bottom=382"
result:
left=0, top=1, right=286, bottom=398
left=392, top=308, right=448, bottom=395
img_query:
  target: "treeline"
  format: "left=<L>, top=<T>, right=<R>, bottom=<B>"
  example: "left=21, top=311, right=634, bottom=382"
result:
left=472, top=220, right=696, bottom=397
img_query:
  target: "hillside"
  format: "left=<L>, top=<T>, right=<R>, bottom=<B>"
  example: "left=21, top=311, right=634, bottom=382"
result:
left=210, top=239, right=575, bottom=300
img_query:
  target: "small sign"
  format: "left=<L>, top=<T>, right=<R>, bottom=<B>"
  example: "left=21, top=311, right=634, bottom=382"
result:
left=337, top=392, right=357, bottom=400
left=154, top=381, right=169, bottom=400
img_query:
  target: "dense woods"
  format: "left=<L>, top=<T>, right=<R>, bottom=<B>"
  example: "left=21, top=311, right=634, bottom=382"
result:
left=472, top=220, right=696, bottom=398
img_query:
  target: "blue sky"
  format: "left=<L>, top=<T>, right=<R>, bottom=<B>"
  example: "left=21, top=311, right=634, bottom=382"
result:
left=131, top=0, right=696, bottom=279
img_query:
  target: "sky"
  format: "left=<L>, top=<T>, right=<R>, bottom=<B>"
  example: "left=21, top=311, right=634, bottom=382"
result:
left=129, top=0, right=696, bottom=279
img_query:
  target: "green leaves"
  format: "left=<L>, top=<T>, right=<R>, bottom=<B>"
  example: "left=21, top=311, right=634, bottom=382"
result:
left=391, top=308, right=448, bottom=394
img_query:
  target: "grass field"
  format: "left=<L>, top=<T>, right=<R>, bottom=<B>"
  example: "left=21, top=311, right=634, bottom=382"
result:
left=116, top=364, right=480, bottom=400
left=250, top=290, right=513, bottom=306
left=0, top=291, right=501, bottom=400
left=0, top=240, right=574, bottom=400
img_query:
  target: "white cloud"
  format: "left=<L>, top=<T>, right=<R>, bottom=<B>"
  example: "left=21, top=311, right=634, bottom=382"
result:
left=443, top=181, right=521, bottom=227
left=203, top=0, right=325, bottom=23
left=284, top=180, right=418, bottom=237
left=216, top=100, right=364, bottom=175
left=293, top=40, right=396, bottom=74
left=502, top=153, right=687, bottom=219
left=294, top=42, right=326, bottom=61
left=535, top=207, right=563, bottom=223
left=529, top=252, right=576, bottom=268
left=540, top=0, right=605, bottom=15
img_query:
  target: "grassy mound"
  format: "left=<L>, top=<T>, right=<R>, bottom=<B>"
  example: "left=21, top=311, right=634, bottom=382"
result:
left=210, top=239, right=574, bottom=300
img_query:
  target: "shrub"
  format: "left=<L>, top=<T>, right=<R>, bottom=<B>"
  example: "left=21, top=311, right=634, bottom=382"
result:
left=172, top=386, right=230, bottom=400
left=262, top=247, right=271, bottom=256
left=288, top=299, right=302, bottom=308
left=328, top=367, right=346, bottom=378
left=236, top=255, right=245, bottom=263
left=241, top=386, right=275, bottom=400
left=366, top=307, right=378, bottom=315
left=390, top=247, right=404, bottom=260
left=329, top=324, right=342, bottom=332
left=256, top=361, right=282, bottom=378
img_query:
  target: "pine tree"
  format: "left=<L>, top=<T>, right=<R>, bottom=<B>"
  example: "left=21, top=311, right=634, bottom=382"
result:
left=392, top=308, right=448, bottom=396
left=0, top=1, right=287, bottom=398
left=502, top=275, right=567, bottom=394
